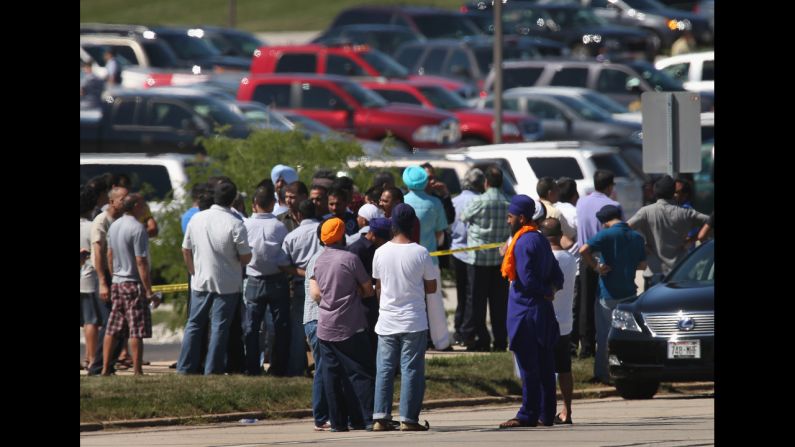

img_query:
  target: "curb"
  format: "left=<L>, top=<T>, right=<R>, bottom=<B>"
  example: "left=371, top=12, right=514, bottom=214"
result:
left=80, top=382, right=713, bottom=432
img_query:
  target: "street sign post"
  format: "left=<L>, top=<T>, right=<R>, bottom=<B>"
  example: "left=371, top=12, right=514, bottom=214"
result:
left=641, top=92, right=702, bottom=176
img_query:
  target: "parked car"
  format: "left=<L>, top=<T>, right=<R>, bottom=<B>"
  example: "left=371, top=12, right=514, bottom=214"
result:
left=654, top=51, right=713, bottom=93
left=482, top=59, right=685, bottom=109
left=328, top=5, right=484, bottom=39
left=464, top=2, right=658, bottom=60
left=360, top=79, right=543, bottom=144
left=237, top=74, right=461, bottom=150
left=489, top=85, right=642, bottom=123
left=80, top=88, right=251, bottom=154
left=475, top=87, right=641, bottom=147
left=608, top=240, right=714, bottom=399
left=457, top=141, right=644, bottom=217
left=579, top=0, right=713, bottom=48
left=192, top=25, right=266, bottom=58
left=250, top=43, right=470, bottom=97
left=311, top=24, right=425, bottom=57
left=393, top=36, right=566, bottom=93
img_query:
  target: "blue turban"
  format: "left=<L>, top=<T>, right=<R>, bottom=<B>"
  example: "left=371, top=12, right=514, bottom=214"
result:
left=508, top=194, right=536, bottom=220
left=271, top=164, right=298, bottom=185
left=368, top=217, right=392, bottom=240
left=402, top=166, right=428, bottom=191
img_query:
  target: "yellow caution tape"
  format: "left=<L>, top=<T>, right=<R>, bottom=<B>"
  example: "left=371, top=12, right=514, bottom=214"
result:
left=151, top=243, right=504, bottom=292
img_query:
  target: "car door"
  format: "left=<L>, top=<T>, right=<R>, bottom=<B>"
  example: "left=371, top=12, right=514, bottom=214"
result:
left=142, top=99, right=206, bottom=153
left=294, top=82, right=355, bottom=133
left=105, top=96, right=144, bottom=153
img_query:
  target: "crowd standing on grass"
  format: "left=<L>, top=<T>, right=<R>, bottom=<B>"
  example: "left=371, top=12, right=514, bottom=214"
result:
left=82, top=162, right=715, bottom=430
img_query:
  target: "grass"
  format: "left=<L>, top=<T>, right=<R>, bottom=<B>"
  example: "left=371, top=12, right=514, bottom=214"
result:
left=80, top=353, right=597, bottom=423
left=79, top=0, right=467, bottom=32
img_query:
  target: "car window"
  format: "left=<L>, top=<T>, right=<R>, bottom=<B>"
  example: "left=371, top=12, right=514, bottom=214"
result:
left=275, top=54, right=317, bottom=73
left=83, top=164, right=174, bottom=202
left=374, top=89, right=422, bottom=106
left=590, top=153, right=630, bottom=178
left=419, top=48, right=448, bottom=75
left=668, top=241, right=714, bottom=284
left=701, top=60, right=714, bottom=81
left=597, top=68, right=639, bottom=93
left=111, top=98, right=138, bottom=126
left=525, top=100, right=564, bottom=120
left=435, top=168, right=462, bottom=196
left=502, top=67, right=544, bottom=90
left=550, top=67, right=589, bottom=87
left=660, top=62, right=689, bottom=82
left=110, top=45, right=139, bottom=65
left=526, top=157, right=584, bottom=179
left=141, top=41, right=178, bottom=68
left=147, top=101, right=195, bottom=129
left=359, top=50, right=409, bottom=77
left=159, top=34, right=219, bottom=59
left=485, top=97, right=521, bottom=112
left=395, top=46, right=423, bottom=70
left=444, top=49, right=472, bottom=79
left=326, top=54, right=367, bottom=76
left=299, top=84, right=345, bottom=110
left=252, top=84, right=292, bottom=108
left=411, top=14, right=481, bottom=39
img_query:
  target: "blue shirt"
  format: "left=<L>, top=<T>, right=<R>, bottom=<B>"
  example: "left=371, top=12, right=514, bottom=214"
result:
left=244, top=213, right=290, bottom=277
left=451, top=190, right=478, bottom=263
left=586, top=222, right=646, bottom=300
left=405, top=190, right=448, bottom=265
left=181, top=207, right=199, bottom=234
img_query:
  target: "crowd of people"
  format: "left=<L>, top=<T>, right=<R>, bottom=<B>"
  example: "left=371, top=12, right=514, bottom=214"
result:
left=80, top=161, right=714, bottom=430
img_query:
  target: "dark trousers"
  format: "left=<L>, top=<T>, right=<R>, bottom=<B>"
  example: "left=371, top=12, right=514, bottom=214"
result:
left=513, top=334, right=557, bottom=426
left=452, top=257, right=469, bottom=340
left=227, top=295, right=245, bottom=374
left=578, top=263, right=599, bottom=355
left=242, top=275, right=291, bottom=376
left=185, top=273, right=209, bottom=367
left=87, top=299, right=123, bottom=375
left=362, top=295, right=380, bottom=358
left=319, top=332, right=376, bottom=429
left=568, top=269, right=581, bottom=354
left=462, top=264, right=509, bottom=350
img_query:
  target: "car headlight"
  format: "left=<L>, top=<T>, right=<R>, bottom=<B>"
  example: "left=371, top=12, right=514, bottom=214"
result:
left=612, top=309, right=642, bottom=332
left=413, top=119, right=460, bottom=144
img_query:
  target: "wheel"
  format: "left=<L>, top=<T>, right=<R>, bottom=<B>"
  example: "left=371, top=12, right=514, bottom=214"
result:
left=460, top=138, right=489, bottom=147
left=614, top=379, right=660, bottom=400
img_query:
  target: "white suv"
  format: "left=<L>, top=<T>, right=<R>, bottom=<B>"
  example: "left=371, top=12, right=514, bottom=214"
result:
left=655, top=51, right=714, bottom=93
left=454, top=141, right=644, bottom=218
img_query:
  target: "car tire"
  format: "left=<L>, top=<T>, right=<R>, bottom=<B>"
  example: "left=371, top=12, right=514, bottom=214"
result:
left=614, top=379, right=660, bottom=400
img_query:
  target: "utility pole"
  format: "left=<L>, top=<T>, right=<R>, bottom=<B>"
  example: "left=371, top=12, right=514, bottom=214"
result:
left=493, top=0, right=503, bottom=143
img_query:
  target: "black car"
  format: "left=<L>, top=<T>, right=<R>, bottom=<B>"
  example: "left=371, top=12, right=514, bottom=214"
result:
left=608, top=240, right=714, bottom=399
left=194, top=26, right=266, bottom=58
left=150, top=27, right=252, bottom=71
left=328, top=6, right=484, bottom=39
left=312, top=24, right=425, bottom=57
left=464, top=3, right=658, bottom=60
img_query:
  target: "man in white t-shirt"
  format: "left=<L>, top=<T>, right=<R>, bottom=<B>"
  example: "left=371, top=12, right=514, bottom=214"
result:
left=554, top=177, right=580, bottom=357
left=371, top=204, right=436, bottom=432
left=540, top=218, right=577, bottom=425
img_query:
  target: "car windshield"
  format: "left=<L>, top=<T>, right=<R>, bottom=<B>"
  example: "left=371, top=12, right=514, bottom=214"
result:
left=159, top=33, right=220, bottom=59
left=360, top=50, right=410, bottom=78
left=545, top=7, right=607, bottom=28
left=412, top=14, right=483, bottom=38
left=219, top=32, right=263, bottom=56
left=625, top=61, right=684, bottom=91
left=339, top=81, right=387, bottom=108
left=554, top=95, right=612, bottom=121
left=283, top=112, right=335, bottom=134
left=185, top=97, right=247, bottom=127
left=590, top=153, right=631, bottom=178
left=417, top=86, right=469, bottom=110
left=581, top=91, right=629, bottom=114
left=667, top=241, right=714, bottom=285
left=236, top=104, right=292, bottom=131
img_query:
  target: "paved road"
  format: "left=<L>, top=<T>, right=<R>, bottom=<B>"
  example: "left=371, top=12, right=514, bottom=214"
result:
left=80, top=394, right=713, bottom=446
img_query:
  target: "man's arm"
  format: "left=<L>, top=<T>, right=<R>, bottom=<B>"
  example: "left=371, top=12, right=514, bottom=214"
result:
left=239, top=252, right=252, bottom=266
left=359, top=281, right=375, bottom=298
left=375, top=279, right=381, bottom=299
left=560, top=234, right=575, bottom=250
left=93, top=241, right=110, bottom=301
left=424, top=279, right=437, bottom=294
left=636, top=260, right=648, bottom=271
left=309, top=278, right=321, bottom=303
left=145, top=217, right=158, bottom=237
left=136, top=256, right=154, bottom=300
left=579, top=244, right=611, bottom=276
left=182, top=248, right=195, bottom=276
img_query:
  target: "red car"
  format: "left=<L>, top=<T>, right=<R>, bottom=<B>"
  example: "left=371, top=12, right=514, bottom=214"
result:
left=360, top=79, right=543, bottom=145
left=237, top=74, right=461, bottom=150
left=250, top=44, right=472, bottom=97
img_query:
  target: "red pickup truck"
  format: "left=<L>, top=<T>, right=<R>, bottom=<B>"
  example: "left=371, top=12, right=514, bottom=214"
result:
left=250, top=44, right=473, bottom=97
left=237, top=74, right=461, bottom=150
left=360, top=79, right=543, bottom=145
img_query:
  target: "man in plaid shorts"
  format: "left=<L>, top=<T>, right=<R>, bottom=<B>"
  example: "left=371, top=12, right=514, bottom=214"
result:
left=102, top=193, right=160, bottom=376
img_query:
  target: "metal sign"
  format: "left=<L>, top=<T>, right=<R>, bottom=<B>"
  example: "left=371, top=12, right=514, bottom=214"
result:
left=641, top=92, right=702, bottom=175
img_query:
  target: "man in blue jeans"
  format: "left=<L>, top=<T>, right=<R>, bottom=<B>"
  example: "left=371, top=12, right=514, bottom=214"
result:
left=579, top=205, right=647, bottom=384
left=178, top=180, right=252, bottom=375
left=371, top=204, right=436, bottom=432
left=304, top=238, right=329, bottom=431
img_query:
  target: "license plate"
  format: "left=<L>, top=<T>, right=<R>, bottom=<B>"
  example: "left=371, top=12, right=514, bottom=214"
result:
left=667, top=340, right=700, bottom=359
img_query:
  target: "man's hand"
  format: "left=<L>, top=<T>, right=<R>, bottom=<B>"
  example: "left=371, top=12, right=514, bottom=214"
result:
left=148, top=292, right=162, bottom=309
left=596, top=263, right=612, bottom=276
left=99, top=283, right=110, bottom=302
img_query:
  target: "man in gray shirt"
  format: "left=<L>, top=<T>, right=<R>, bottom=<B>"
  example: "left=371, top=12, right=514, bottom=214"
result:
left=241, top=184, right=292, bottom=376
left=282, top=199, right=322, bottom=376
left=179, top=180, right=252, bottom=375
left=628, top=175, right=710, bottom=278
left=103, top=194, right=160, bottom=375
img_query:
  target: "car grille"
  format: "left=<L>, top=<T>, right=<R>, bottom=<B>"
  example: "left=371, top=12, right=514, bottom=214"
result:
left=641, top=311, right=714, bottom=338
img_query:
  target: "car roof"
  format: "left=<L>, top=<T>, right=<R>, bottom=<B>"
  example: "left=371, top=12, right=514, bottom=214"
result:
left=104, top=87, right=223, bottom=99
left=504, top=86, right=592, bottom=96
left=328, top=24, right=419, bottom=33
left=458, top=141, right=618, bottom=156
left=244, top=73, right=356, bottom=84
left=80, top=153, right=200, bottom=164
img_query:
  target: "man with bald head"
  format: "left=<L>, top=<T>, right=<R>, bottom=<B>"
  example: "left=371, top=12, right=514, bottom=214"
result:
left=86, top=185, right=129, bottom=376
left=102, top=194, right=160, bottom=375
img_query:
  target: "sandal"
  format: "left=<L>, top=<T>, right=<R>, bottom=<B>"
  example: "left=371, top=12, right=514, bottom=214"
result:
left=400, top=420, right=430, bottom=431
left=499, top=418, right=535, bottom=429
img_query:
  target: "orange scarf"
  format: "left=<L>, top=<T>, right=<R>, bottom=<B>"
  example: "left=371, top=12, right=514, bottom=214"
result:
left=501, top=224, right=538, bottom=282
